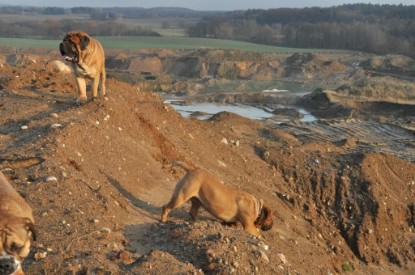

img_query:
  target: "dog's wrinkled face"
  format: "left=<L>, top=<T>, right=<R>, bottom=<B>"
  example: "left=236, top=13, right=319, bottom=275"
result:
left=59, top=32, right=90, bottom=63
left=0, top=217, right=36, bottom=275
left=254, top=205, right=273, bottom=231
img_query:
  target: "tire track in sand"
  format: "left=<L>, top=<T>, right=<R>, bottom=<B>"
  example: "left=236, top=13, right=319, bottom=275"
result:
left=277, top=120, right=415, bottom=162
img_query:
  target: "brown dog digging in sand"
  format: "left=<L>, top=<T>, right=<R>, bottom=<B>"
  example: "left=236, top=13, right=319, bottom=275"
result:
left=0, top=172, right=37, bottom=275
left=59, top=31, right=106, bottom=103
left=161, top=162, right=273, bottom=236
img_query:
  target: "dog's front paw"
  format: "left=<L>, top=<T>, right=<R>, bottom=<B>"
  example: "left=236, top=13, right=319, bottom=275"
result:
left=76, top=96, right=88, bottom=104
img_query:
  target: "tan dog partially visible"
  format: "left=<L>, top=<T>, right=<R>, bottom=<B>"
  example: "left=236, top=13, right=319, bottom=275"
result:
left=0, top=172, right=36, bottom=275
left=59, top=31, right=106, bottom=103
left=161, top=162, right=273, bottom=236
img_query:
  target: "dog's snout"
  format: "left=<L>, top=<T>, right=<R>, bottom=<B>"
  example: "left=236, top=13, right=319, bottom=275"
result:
left=0, top=257, right=19, bottom=275
left=261, top=219, right=273, bottom=231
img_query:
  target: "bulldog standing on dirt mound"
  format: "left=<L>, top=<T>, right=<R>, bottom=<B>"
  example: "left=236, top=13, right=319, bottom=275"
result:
left=161, top=162, right=273, bottom=236
left=0, top=172, right=36, bottom=275
left=59, top=31, right=106, bottom=103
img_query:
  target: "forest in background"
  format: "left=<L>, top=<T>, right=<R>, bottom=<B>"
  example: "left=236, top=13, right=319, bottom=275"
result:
left=0, top=4, right=414, bottom=57
left=190, top=4, right=415, bottom=57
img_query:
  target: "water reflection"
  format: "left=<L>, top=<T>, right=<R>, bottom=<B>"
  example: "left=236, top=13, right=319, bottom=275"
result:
left=165, top=99, right=317, bottom=123
left=298, top=108, right=317, bottom=122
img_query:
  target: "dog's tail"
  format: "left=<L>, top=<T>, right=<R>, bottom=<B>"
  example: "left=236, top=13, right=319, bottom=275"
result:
left=171, top=161, right=194, bottom=171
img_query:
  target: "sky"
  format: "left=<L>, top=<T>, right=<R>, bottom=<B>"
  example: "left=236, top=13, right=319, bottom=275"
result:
left=0, top=1, right=413, bottom=10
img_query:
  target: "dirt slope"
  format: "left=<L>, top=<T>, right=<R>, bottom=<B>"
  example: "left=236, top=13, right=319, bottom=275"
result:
left=1, top=60, right=415, bottom=274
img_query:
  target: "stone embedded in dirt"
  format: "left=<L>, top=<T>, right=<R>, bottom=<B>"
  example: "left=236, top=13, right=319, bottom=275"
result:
left=257, top=241, right=269, bottom=251
left=206, top=249, right=216, bottom=262
left=258, top=250, right=270, bottom=263
left=100, top=227, right=111, bottom=234
left=232, top=140, right=240, bottom=146
left=117, top=250, right=135, bottom=265
left=44, top=176, right=58, bottom=182
left=47, top=60, right=72, bottom=74
left=277, top=253, right=287, bottom=264
left=51, top=123, right=62, bottom=129
left=34, top=252, right=47, bottom=261
left=253, top=249, right=270, bottom=263
left=217, top=160, right=227, bottom=167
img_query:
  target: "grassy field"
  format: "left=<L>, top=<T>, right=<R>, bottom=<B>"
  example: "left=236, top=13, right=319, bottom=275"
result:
left=97, top=36, right=303, bottom=52
left=0, top=36, right=349, bottom=54
left=0, top=14, right=350, bottom=53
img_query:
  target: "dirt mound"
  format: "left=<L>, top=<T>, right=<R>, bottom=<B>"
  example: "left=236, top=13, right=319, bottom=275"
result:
left=299, top=77, right=415, bottom=118
left=0, top=58, right=414, bottom=274
left=284, top=52, right=347, bottom=79
left=363, top=55, right=414, bottom=70
left=104, top=49, right=351, bottom=89
left=297, top=88, right=354, bottom=118
left=258, top=137, right=415, bottom=268
left=334, top=78, right=415, bottom=104
left=286, top=52, right=326, bottom=67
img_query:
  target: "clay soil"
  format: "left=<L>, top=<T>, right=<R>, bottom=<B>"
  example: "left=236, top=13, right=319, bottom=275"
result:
left=1, top=58, right=415, bottom=275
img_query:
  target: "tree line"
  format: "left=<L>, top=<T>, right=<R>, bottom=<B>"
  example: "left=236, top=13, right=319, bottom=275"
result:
left=0, top=18, right=160, bottom=38
left=189, top=4, right=415, bottom=57
left=0, top=6, right=203, bottom=38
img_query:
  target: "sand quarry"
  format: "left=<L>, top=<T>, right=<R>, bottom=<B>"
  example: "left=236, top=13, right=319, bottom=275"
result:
left=0, top=49, right=415, bottom=274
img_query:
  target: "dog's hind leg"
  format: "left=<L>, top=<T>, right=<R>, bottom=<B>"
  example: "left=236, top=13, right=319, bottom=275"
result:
left=101, top=66, right=106, bottom=96
left=91, top=76, right=100, bottom=98
left=189, top=198, right=202, bottom=220
left=161, top=175, right=199, bottom=222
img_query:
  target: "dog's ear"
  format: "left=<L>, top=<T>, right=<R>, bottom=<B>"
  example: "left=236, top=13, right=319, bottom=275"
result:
left=23, top=218, right=36, bottom=241
left=78, top=33, right=90, bottom=50
left=63, top=34, right=71, bottom=42
left=59, top=43, right=65, bottom=56
left=256, top=205, right=273, bottom=231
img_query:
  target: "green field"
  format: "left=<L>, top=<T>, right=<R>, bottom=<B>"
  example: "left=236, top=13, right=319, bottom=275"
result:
left=0, top=36, right=347, bottom=54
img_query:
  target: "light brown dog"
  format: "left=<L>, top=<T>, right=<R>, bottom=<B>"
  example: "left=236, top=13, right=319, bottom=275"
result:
left=0, top=172, right=36, bottom=275
left=59, top=31, right=106, bottom=103
left=161, top=162, right=273, bottom=236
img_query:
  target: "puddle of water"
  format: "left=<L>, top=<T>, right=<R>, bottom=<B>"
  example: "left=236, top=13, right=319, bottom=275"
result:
left=165, top=99, right=318, bottom=123
left=166, top=100, right=274, bottom=120
left=298, top=108, right=318, bottom=122
left=262, top=89, right=290, bottom=93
